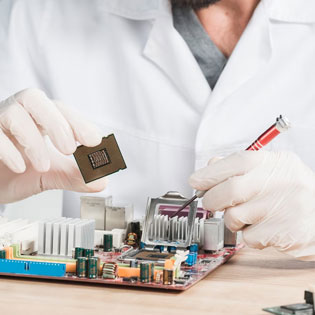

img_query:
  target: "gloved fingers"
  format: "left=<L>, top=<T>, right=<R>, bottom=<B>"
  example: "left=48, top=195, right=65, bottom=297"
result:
left=189, top=151, right=265, bottom=191
left=207, top=156, right=224, bottom=166
left=0, top=102, right=50, bottom=172
left=241, top=225, right=267, bottom=249
left=241, top=217, right=281, bottom=250
left=201, top=171, right=262, bottom=212
left=223, top=197, right=268, bottom=232
left=40, top=151, right=107, bottom=193
left=14, top=88, right=76, bottom=155
left=0, top=129, right=26, bottom=173
left=54, top=100, right=102, bottom=147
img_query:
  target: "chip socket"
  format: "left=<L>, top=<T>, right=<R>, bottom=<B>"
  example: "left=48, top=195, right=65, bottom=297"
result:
left=73, top=134, right=126, bottom=183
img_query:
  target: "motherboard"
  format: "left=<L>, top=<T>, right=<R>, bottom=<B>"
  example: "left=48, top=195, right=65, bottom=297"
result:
left=0, top=191, right=242, bottom=291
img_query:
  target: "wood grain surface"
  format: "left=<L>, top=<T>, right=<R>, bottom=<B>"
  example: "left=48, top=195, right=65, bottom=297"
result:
left=0, top=247, right=314, bottom=315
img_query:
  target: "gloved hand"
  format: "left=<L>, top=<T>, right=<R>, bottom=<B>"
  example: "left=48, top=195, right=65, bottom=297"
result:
left=0, top=88, right=107, bottom=203
left=190, top=151, right=315, bottom=261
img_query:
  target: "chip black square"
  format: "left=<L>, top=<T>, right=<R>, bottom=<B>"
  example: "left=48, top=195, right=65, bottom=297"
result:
left=73, top=134, right=127, bottom=183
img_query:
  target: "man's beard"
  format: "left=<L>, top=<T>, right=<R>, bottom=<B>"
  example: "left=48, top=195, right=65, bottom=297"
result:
left=170, top=0, right=221, bottom=9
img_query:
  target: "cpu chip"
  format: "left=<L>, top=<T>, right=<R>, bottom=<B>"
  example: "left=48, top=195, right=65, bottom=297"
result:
left=74, top=134, right=127, bottom=183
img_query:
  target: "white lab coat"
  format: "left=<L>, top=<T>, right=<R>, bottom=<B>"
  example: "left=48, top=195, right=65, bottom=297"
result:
left=0, top=0, right=315, bottom=218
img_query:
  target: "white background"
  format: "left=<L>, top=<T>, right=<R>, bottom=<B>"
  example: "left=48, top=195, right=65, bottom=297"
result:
left=2, top=190, right=63, bottom=220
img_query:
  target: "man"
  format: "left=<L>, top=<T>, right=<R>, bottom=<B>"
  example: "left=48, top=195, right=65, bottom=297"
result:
left=0, top=0, right=314, bottom=260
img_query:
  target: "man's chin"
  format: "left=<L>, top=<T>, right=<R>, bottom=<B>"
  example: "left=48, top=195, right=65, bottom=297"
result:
left=170, top=0, right=221, bottom=9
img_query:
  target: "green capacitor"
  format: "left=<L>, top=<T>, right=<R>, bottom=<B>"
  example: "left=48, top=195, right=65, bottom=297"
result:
left=87, top=257, right=99, bottom=279
left=103, top=234, right=113, bottom=252
left=140, top=262, right=150, bottom=283
left=0, top=249, right=6, bottom=259
left=76, top=257, right=88, bottom=278
left=74, top=247, right=85, bottom=259
left=84, top=248, right=94, bottom=258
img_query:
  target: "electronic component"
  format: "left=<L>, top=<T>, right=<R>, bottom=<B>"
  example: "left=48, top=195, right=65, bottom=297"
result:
left=84, top=249, right=94, bottom=258
left=0, top=219, right=37, bottom=254
left=224, top=226, right=242, bottom=247
left=163, top=269, right=174, bottom=285
left=140, top=262, right=150, bottom=283
left=38, top=218, right=95, bottom=257
left=75, top=247, right=84, bottom=259
left=80, top=196, right=132, bottom=231
left=119, top=192, right=221, bottom=263
left=129, top=261, right=138, bottom=268
left=126, top=221, right=142, bottom=245
left=263, top=290, right=314, bottom=315
left=87, top=257, right=99, bottom=279
left=76, top=257, right=88, bottom=278
left=126, top=233, right=138, bottom=246
left=149, top=263, right=154, bottom=282
left=155, top=271, right=162, bottom=284
left=159, top=205, right=212, bottom=219
left=203, top=218, right=224, bottom=251
left=264, top=304, right=313, bottom=315
left=0, top=190, right=243, bottom=291
left=121, top=249, right=174, bottom=262
left=74, top=134, right=127, bottom=183
left=94, top=229, right=125, bottom=249
left=80, top=196, right=110, bottom=230
left=0, top=250, right=6, bottom=259
left=0, top=259, right=66, bottom=277
left=102, top=262, right=117, bottom=279
left=141, top=191, right=198, bottom=249
left=103, top=234, right=113, bottom=252
left=186, top=245, right=198, bottom=266
left=105, top=204, right=126, bottom=230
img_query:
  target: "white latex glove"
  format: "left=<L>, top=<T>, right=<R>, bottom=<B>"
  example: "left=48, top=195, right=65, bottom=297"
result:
left=0, top=88, right=107, bottom=203
left=190, top=151, right=315, bottom=261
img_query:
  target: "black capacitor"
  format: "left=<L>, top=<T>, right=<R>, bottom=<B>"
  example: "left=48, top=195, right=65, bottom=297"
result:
left=84, top=248, right=94, bottom=258
left=150, top=263, right=155, bottom=282
left=140, top=262, right=150, bottom=283
left=103, top=234, right=113, bottom=252
left=87, top=257, right=99, bottom=279
left=163, top=269, right=174, bottom=285
left=74, top=247, right=84, bottom=259
left=76, top=257, right=88, bottom=278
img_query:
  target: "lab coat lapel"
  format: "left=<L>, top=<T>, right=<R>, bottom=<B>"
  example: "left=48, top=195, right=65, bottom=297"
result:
left=205, top=1, right=272, bottom=112
left=143, top=13, right=211, bottom=113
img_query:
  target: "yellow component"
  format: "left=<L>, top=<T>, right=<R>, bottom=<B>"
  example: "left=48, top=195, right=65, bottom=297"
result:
left=3, top=246, right=76, bottom=273
left=4, top=247, right=13, bottom=259
left=164, top=259, right=174, bottom=269
left=117, top=266, right=139, bottom=278
left=66, top=263, right=76, bottom=273
left=117, top=266, right=159, bottom=280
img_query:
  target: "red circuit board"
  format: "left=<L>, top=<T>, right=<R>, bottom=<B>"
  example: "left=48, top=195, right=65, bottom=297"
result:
left=0, top=245, right=242, bottom=291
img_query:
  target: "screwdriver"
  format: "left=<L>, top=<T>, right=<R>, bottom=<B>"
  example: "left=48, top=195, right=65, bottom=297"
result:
left=170, top=115, right=291, bottom=218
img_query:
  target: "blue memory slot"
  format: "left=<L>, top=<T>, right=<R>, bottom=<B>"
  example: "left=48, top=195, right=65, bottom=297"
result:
left=0, top=259, right=66, bottom=277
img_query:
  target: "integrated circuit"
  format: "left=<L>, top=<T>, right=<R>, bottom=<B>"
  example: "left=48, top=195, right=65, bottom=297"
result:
left=73, top=134, right=127, bottom=183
